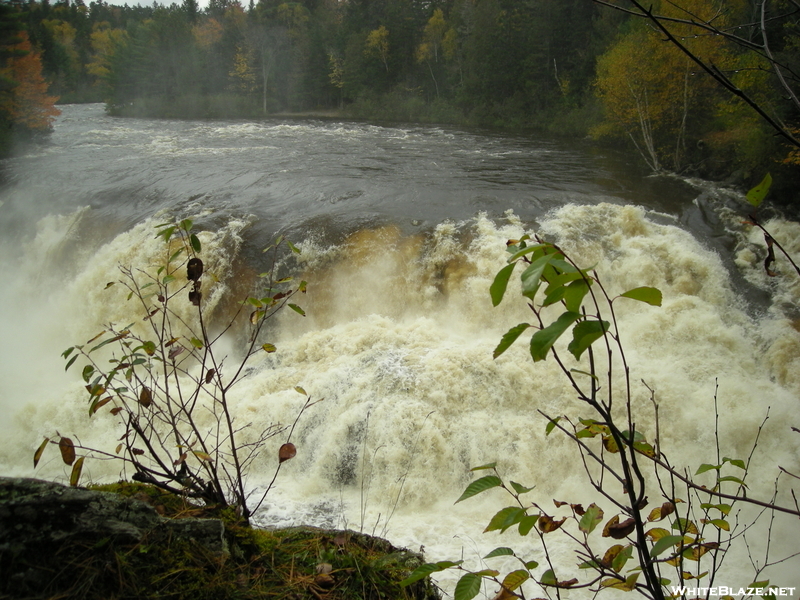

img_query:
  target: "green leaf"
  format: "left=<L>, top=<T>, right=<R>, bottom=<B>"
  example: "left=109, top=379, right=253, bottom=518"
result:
left=470, top=462, right=497, bottom=471
left=484, top=507, right=526, bottom=533
left=650, top=535, right=684, bottom=557
left=288, top=303, right=305, bottom=316
left=190, top=337, right=204, bottom=349
left=493, top=323, right=530, bottom=359
left=723, top=456, right=746, bottom=470
left=545, top=417, right=561, bottom=436
left=696, top=463, right=721, bottom=475
left=521, top=254, right=556, bottom=300
left=483, top=547, right=515, bottom=559
left=570, top=368, right=598, bottom=380
left=568, top=319, right=609, bottom=361
left=579, top=503, right=605, bottom=534
left=400, top=561, right=462, bottom=587
left=540, top=569, right=557, bottom=585
left=502, top=570, right=529, bottom=591
left=190, top=234, right=202, bottom=253
left=718, top=475, right=747, bottom=487
left=524, top=560, right=539, bottom=569
left=472, top=569, right=500, bottom=578
left=294, top=386, right=307, bottom=395
left=287, top=240, right=301, bottom=254
left=746, top=173, right=772, bottom=208
left=506, top=243, right=547, bottom=263
left=704, top=518, right=730, bottom=531
left=82, top=364, right=95, bottom=383
left=262, top=343, right=276, bottom=353
left=455, top=475, right=502, bottom=503
left=619, top=286, right=662, bottom=306
left=157, top=226, right=176, bottom=243
left=169, top=248, right=185, bottom=262
left=162, top=275, right=176, bottom=285
left=509, top=480, right=534, bottom=495
left=562, top=279, right=590, bottom=313
left=62, top=347, right=75, bottom=359
left=179, top=219, right=193, bottom=232
left=530, top=311, right=581, bottom=362
left=490, top=263, right=517, bottom=307
left=518, top=515, right=537, bottom=536
left=612, top=545, right=633, bottom=572
left=454, top=573, right=481, bottom=600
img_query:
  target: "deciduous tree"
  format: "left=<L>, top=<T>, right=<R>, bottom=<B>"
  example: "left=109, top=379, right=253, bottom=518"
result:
left=0, top=31, right=60, bottom=133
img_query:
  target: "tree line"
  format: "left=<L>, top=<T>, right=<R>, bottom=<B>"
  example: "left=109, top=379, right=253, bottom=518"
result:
left=2, top=0, right=799, bottom=190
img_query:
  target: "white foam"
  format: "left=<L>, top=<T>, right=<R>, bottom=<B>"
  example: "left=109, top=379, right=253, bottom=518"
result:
left=1, top=203, right=798, bottom=594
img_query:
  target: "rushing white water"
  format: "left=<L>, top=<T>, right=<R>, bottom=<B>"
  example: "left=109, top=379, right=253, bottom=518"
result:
left=1, top=105, right=798, bottom=597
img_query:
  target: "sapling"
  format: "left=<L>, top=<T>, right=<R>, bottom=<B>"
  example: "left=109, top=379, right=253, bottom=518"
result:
left=34, top=219, right=312, bottom=524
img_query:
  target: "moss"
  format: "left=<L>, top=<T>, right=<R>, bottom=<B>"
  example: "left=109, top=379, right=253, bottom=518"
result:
left=2, top=482, right=439, bottom=600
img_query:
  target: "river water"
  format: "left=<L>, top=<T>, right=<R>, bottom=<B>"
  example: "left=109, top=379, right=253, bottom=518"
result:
left=1, top=104, right=798, bottom=595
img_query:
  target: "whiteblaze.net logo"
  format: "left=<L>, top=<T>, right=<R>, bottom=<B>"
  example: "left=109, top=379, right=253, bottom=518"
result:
left=669, top=586, right=796, bottom=598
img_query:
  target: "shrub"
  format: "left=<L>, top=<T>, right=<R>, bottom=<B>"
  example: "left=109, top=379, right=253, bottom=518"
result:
left=34, top=219, right=313, bottom=524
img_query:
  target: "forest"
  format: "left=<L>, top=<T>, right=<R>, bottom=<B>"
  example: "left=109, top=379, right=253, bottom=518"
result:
left=1, top=0, right=799, bottom=193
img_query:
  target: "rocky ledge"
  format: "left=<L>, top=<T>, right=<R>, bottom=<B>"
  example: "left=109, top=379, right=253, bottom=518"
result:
left=0, top=477, right=439, bottom=600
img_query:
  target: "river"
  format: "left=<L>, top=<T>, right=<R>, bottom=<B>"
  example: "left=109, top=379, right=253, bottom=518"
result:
left=1, top=104, right=798, bottom=596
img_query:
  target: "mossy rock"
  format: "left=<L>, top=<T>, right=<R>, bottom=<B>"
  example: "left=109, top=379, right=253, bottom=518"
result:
left=0, top=477, right=440, bottom=600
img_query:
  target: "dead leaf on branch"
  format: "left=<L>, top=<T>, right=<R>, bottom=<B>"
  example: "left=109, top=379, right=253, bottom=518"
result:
left=279, top=443, right=296, bottom=463
left=603, top=515, right=636, bottom=539
left=538, top=515, right=566, bottom=533
left=59, top=437, right=76, bottom=466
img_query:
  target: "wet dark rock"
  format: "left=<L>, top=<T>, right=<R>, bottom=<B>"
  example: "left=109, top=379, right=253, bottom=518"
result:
left=0, top=477, right=227, bottom=598
left=0, top=477, right=226, bottom=554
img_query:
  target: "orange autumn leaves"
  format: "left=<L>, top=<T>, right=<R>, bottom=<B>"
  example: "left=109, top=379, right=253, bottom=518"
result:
left=1, top=31, right=60, bottom=132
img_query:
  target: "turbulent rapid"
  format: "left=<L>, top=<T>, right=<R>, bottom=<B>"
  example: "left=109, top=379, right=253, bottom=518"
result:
left=1, top=104, right=798, bottom=595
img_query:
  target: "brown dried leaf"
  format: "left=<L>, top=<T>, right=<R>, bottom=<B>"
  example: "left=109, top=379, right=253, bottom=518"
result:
left=34, top=437, right=50, bottom=468
left=279, top=443, right=297, bottom=463
left=187, top=257, right=204, bottom=282
left=110, top=406, right=124, bottom=416
left=603, top=435, right=620, bottom=453
left=314, top=573, right=335, bottom=589
left=70, top=456, right=84, bottom=487
left=131, top=448, right=145, bottom=456
left=537, top=515, right=566, bottom=533
left=649, top=501, right=675, bottom=521
left=90, top=396, right=113, bottom=415
left=491, top=588, right=519, bottom=600
left=139, top=387, right=152, bottom=407
left=603, top=515, right=637, bottom=539
left=59, top=437, right=76, bottom=466
left=205, top=369, right=216, bottom=384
